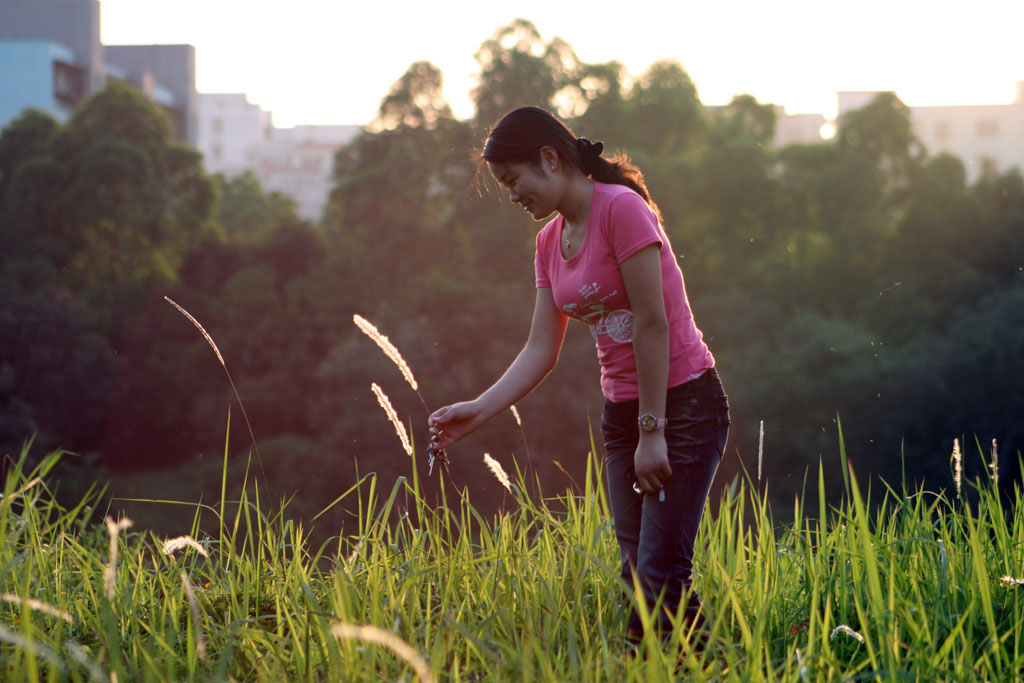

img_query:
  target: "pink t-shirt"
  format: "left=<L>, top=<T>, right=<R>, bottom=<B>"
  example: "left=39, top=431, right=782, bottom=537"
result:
left=535, top=182, right=715, bottom=402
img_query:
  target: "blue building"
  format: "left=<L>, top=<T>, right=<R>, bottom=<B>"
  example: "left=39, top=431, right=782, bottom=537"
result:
left=0, top=0, right=197, bottom=144
left=0, top=40, right=86, bottom=125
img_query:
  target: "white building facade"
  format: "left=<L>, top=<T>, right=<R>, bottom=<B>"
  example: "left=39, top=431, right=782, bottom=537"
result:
left=838, top=83, right=1024, bottom=182
left=774, top=108, right=828, bottom=148
left=249, top=125, right=362, bottom=221
left=197, top=93, right=273, bottom=176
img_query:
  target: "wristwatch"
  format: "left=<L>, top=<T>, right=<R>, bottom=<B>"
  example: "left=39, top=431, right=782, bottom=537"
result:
left=638, top=413, right=668, bottom=432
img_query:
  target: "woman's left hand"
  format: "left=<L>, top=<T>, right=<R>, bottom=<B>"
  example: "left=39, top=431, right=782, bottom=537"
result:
left=634, top=435, right=671, bottom=493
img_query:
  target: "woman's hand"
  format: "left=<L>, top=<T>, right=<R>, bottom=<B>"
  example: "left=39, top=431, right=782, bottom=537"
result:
left=634, top=435, right=671, bottom=493
left=428, top=400, right=487, bottom=449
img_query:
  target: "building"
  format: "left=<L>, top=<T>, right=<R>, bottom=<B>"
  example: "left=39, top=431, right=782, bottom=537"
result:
left=838, top=83, right=1024, bottom=181
left=248, top=124, right=362, bottom=221
left=0, top=0, right=197, bottom=144
left=105, top=44, right=197, bottom=144
left=773, top=108, right=828, bottom=148
left=196, top=93, right=362, bottom=220
left=704, top=101, right=828, bottom=148
left=0, top=40, right=86, bottom=127
left=197, top=93, right=273, bottom=177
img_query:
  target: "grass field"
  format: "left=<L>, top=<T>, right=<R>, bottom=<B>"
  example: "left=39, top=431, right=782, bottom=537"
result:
left=1, top=428, right=1022, bottom=681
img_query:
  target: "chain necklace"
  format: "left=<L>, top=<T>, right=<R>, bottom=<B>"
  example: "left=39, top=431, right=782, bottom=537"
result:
left=562, top=183, right=593, bottom=253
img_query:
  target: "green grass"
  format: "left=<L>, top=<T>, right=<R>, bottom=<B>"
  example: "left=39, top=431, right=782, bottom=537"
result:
left=1, top=429, right=1023, bottom=682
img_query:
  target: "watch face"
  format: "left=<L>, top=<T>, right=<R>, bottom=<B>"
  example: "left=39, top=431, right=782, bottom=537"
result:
left=639, top=414, right=655, bottom=431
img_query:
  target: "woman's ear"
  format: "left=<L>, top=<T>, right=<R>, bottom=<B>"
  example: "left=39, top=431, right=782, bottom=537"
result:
left=539, top=146, right=560, bottom=173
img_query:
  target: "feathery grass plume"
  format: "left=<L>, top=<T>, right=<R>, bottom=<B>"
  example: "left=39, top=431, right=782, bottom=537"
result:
left=161, top=535, right=209, bottom=558
left=164, top=297, right=267, bottom=483
left=165, top=297, right=225, bottom=366
left=371, top=383, right=412, bottom=456
left=1001, top=576, right=1024, bottom=587
left=990, top=438, right=999, bottom=486
left=794, top=648, right=808, bottom=682
left=353, top=315, right=418, bottom=392
left=180, top=571, right=206, bottom=659
left=483, top=453, right=512, bottom=493
left=758, top=419, right=764, bottom=483
left=64, top=639, right=107, bottom=682
left=0, top=623, right=65, bottom=669
left=346, top=539, right=363, bottom=565
left=0, top=593, right=73, bottom=624
left=830, top=624, right=866, bottom=644
left=0, top=476, right=41, bottom=501
left=104, top=517, right=133, bottom=600
left=951, top=438, right=962, bottom=499
left=331, top=623, right=435, bottom=683
left=510, top=405, right=522, bottom=427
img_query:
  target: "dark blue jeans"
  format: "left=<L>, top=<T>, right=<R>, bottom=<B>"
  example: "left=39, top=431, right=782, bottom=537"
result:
left=601, top=367, right=730, bottom=638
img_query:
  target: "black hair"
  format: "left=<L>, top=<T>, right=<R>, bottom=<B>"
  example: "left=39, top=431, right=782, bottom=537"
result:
left=481, top=106, right=661, bottom=221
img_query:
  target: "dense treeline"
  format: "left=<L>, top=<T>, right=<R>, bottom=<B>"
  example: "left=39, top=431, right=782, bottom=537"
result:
left=2, top=20, right=1022, bottom=521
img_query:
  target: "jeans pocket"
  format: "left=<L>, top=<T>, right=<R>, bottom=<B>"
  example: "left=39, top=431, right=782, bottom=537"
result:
left=712, top=393, right=730, bottom=458
left=602, top=400, right=638, bottom=458
left=664, top=393, right=713, bottom=465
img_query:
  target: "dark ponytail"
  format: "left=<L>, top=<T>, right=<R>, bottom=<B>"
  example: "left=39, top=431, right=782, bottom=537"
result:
left=482, top=106, right=662, bottom=221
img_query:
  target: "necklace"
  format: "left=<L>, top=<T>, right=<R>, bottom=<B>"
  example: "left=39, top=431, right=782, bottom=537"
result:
left=562, top=183, right=593, bottom=253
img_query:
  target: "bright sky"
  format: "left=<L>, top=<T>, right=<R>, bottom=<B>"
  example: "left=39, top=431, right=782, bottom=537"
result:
left=99, top=0, right=1024, bottom=128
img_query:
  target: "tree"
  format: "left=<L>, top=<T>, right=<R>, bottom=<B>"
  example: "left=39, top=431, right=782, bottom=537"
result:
left=0, top=108, right=58, bottom=202
left=472, top=19, right=581, bottom=128
left=214, top=171, right=301, bottom=243
left=0, top=81, right=216, bottom=339
left=621, top=60, right=704, bottom=159
left=373, top=61, right=454, bottom=131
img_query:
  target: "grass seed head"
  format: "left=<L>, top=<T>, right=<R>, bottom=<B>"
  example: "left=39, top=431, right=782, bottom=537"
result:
left=354, top=315, right=418, bottom=392
left=0, top=624, right=65, bottom=670
left=180, top=571, right=206, bottom=659
left=990, top=438, right=998, bottom=486
left=161, top=535, right=209, bottom=558
left=63, top=639, right=107, bottom=682
left=830, top=624, right=866, bottom=644
left=331, top=622, right=435, bottom=683
left=951, top=438, right=962, bottom=499
left=0, top=593, right=73, bottom=624
left=165, top=297, right=226, bottom=367
left=483, top=453, right=512, bottom=493
left=371, top=383, right=413, bottom=456
left=758, top=419, right=764, bottom=483
left=103, top=516, right=133, bottom=600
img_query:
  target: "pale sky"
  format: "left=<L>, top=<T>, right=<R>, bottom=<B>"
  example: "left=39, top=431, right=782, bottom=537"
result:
left=99, top=0, right=1024, bottom=128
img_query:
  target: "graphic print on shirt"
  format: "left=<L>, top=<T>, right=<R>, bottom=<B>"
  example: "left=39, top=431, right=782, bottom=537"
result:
left=562, top=282, right=634, bottom=343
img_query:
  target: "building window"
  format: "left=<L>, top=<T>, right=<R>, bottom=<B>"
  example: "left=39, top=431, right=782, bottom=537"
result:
left=212, top=118, right=224, bottom=134
left=53, top=61, right=86, bottom=106
left=977, top=156, right=997, bottom=176
left=934, top=121, right=950, bottom=143
left=212, top=145, right=222, bottom=161
left=976, top=120, right=999, bottom=138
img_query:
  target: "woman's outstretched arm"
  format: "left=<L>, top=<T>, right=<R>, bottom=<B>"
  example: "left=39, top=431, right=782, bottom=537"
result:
left=429, top=287, right=568, bottom=449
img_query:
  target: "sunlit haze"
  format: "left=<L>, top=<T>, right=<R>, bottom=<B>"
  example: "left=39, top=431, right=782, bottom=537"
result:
left=100, top=0, right=1024, bottom=128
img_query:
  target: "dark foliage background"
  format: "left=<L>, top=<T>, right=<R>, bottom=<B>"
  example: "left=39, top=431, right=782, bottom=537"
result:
left=2, top=20, right=1022, bottom=534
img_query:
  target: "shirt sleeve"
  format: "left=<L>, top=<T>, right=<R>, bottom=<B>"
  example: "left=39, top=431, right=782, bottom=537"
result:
left=535, top=225, right=551, bottom=288
left=607, top=191, right=663, bottom=263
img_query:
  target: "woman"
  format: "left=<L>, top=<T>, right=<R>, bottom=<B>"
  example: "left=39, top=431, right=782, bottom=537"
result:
left=428, top=106, right=730, bottom=643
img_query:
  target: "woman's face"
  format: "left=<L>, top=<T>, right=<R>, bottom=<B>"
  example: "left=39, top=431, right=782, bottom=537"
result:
left=489, top=159, right=562, bottom=221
